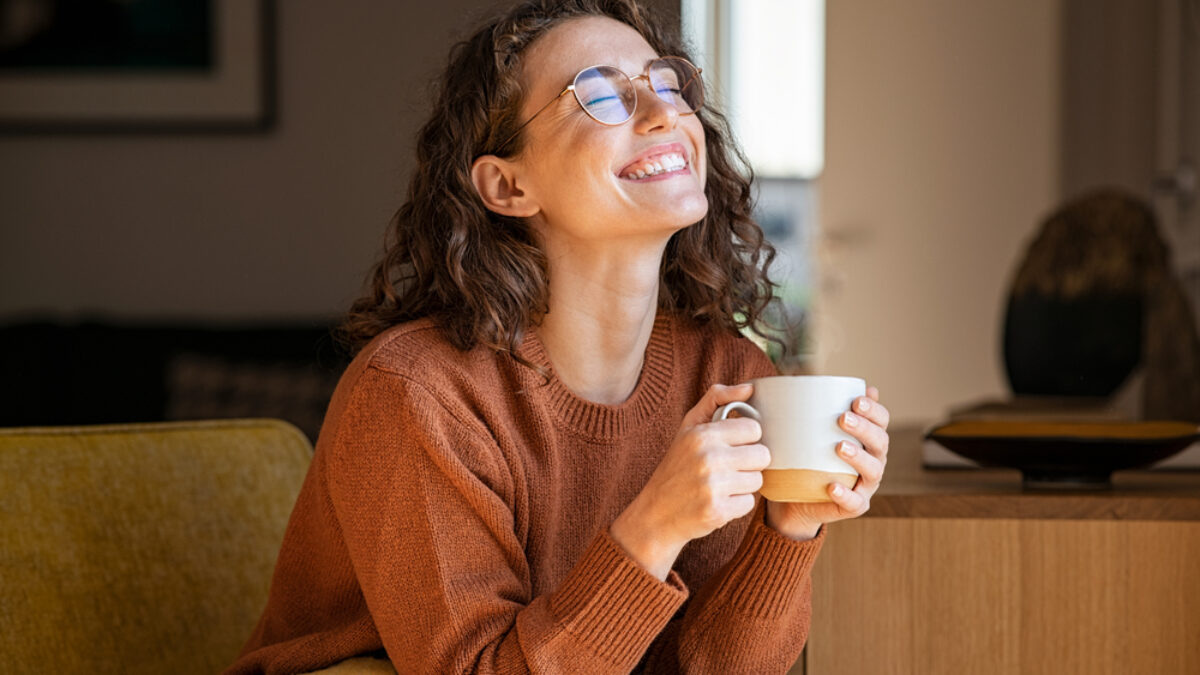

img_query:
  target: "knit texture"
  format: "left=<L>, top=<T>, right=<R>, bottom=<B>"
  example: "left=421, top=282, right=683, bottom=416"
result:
left=227, top=313, right=825, bottom=674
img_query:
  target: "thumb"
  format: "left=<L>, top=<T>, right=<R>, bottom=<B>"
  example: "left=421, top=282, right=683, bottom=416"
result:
left=681, top=382, right=754, bottom=429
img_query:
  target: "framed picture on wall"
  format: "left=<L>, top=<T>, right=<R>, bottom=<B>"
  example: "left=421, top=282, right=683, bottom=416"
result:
left=0, top=0, right=275, bottom=133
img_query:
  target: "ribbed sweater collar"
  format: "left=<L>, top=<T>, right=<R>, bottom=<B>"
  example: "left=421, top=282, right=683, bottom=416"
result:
left=520, top=312, right=677, bottom=440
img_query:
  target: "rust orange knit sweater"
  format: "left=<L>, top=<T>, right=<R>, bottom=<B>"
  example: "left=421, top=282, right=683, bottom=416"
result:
left=228, top=312, right=825, bottom=674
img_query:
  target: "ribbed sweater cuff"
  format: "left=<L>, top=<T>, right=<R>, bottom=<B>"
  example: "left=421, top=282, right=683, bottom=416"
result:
left=548, top=530, right=688, bottom=666
left=707, top=511, right=826, bottom=620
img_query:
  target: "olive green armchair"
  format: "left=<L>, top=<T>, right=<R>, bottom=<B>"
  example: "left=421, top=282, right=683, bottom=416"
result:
left=0, top=419, right=312, bottom=674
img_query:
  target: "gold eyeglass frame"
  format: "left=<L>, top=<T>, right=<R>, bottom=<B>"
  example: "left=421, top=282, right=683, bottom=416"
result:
left=495, top=56, right=704, bottom=152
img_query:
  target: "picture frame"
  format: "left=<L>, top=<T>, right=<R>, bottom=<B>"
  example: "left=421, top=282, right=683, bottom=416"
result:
left=0, top=0, right=275, bottom=133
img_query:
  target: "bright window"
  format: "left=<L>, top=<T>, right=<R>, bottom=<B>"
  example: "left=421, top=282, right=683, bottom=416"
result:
left=682, top=0, right=825, bottom=179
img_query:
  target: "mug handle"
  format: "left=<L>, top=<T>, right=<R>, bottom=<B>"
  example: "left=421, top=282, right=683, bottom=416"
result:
left=712, top=401, right=761, bottom=423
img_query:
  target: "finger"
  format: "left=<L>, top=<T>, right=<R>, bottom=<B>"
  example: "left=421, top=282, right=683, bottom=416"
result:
left=729, top=493, right=757, bottom=519
left=840, top=411, right=890, bottom=461
left=852, top=394, right=890, bottom=431
left=729, top=468, right=764, bottom=495
left=866, top=385, right=881, bottom=402
left=829, top=481, right=869, bottom=516
left=726, top=442, right=771, bottom=472
left=836, top=441, right=885, bottom=487
left=703, top=417, right=764, bottom=448
left=682, top=382, right=754, bottom=428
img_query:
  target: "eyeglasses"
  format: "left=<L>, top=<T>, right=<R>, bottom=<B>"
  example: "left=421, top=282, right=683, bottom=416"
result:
left=497, top=56, right=704, bottom=151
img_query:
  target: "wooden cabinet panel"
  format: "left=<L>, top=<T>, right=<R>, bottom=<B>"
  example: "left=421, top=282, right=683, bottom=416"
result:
left=806, top=519, right=1200, bottom=674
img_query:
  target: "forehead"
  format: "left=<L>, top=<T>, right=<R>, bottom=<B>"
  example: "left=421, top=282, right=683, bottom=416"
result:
left=521, top=16, right=659, bottom=96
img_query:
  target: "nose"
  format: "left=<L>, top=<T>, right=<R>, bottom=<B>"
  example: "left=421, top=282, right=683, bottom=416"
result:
left=631, top=77, right=679, bottom=134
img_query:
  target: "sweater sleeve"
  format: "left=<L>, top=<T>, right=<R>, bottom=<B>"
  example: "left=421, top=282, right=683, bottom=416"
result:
left=325, top=365, right=688, bottom=673
left=636, top=334, right=823, bottom=673
left=640, top=501, right=825, bottom=673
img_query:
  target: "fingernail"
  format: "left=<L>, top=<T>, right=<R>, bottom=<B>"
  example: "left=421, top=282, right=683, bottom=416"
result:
left=839, top=441, right=857, bottom=457
left=844, top=412, right=858, bottom=428
left=857, top=398, right=871, bottom=413
left=831, top=484, right=845, bottom=497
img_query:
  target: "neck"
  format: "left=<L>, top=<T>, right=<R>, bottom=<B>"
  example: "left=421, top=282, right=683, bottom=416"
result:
left=536, top=236, right=669, bottom=405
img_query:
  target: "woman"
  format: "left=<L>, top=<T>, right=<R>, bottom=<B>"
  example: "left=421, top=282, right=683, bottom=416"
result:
left=229, top=0, right=890, bottom=672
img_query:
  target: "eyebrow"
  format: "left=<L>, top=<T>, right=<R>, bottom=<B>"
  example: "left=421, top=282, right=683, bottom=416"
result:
left=563, top=57, right=662, bottom=82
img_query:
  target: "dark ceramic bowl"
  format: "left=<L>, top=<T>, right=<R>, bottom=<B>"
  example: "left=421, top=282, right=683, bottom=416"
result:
left=926, top=420, right=1199, bottom=489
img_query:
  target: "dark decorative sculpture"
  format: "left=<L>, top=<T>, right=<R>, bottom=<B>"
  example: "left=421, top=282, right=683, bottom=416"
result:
left=1003, top=188, right=1200, bottom=422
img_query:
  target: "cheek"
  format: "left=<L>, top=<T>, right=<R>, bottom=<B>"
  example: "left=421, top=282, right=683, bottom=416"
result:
left=529, top=126, right=614, bottom=184
left=689, top=121, right=708, bottom=187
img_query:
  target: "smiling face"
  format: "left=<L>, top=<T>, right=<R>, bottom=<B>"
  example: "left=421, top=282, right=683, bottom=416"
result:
left=509, top=16, right=709, bottom=246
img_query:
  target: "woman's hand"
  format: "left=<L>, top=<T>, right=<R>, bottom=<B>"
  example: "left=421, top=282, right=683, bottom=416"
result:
left=610, top=383, right=771, bottom=580
left=765, top=386, right=890, bottom=540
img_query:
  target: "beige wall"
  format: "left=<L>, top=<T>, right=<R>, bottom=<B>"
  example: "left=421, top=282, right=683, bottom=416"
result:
left=817, top=0, right=1062, bottom=424
left=1060, top=0, right=1159, bottom=202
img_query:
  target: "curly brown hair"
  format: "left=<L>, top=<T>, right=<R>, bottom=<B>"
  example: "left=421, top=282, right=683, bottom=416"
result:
left=340, top=0, right=777, bottom=357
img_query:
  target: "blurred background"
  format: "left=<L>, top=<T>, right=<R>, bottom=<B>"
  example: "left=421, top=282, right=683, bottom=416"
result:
left=0, top=0, right=1196, bottom=436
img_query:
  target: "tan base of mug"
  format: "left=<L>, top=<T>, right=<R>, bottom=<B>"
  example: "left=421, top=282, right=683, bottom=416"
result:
left=760, top=468, right=859, bottom=503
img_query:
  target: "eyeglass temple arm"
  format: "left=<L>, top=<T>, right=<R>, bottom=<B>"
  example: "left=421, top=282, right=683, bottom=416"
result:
left=496, top=86, right=573, bottom=152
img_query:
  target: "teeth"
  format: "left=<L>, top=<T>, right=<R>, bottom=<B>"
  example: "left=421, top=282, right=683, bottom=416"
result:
left=622, top=152, right=687, bottom=179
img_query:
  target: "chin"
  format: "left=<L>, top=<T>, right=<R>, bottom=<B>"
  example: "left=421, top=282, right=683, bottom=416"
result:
left=655, top=210, right=709, bottom=238
left=675, top=195, right=710, bottom=227
left=623, top=192, right=709, bottom=235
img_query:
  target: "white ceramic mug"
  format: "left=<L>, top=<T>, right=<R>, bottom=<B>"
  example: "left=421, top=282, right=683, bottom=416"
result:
left=712, top=375, right=865, bottom=502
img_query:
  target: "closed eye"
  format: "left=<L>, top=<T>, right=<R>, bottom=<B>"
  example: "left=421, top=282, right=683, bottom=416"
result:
left=585, top=94, right=623, bottom=107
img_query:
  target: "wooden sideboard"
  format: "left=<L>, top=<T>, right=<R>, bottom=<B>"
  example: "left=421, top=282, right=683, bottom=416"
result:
left=798, top=426, right=1200, bottom=675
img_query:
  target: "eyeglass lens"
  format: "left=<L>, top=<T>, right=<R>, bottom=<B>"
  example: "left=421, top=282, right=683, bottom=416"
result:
left=573, top=58, right=704, bottom=125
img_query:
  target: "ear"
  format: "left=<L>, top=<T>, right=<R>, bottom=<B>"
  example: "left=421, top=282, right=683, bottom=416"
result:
left=470, top=155, right=540, bottom=218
